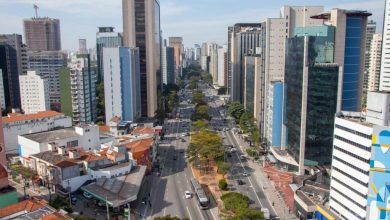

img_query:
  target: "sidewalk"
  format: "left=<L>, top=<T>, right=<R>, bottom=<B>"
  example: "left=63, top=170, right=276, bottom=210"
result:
left=230, top=132, right=297, bottom=220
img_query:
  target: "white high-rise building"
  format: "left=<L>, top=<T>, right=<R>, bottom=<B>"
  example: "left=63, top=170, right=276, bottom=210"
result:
left=19, top=71, right=50, bottom=114
left=209, top=44, right=218, bottom=85
left=380, top=0, right=390, bottom=91
left=367, top=33, right=382, bottom=92
left=217, top=46, right=227, bottom=87
left=103, top=47, right=141, bottom=124
left=329, top=92, right=390, bottom=220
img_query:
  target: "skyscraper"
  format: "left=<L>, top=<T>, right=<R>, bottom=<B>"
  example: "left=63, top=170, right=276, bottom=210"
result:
left=217, top=46, right=227, bottom=87
left=103, top=47, right=141, bottom=124
left=228, top=23, right=264, bottom=102
left=23, top=17, right=61, bottom=51
left=19, top=70, right=50, bottom=114
left=0, top=34, right=26, bottom=111
left=0, top=70, right=5, bottom=111
left=367, top=34, right=382, bottom=92
left=285, top=26, right=339, bottom=174
left=122, top=0, right=161, bottom=118
left=78, top=38, right=88, bottom=54
left=311, top=9, right=371, bottom=111
left=162, top=46, right=175, bottom=85
left=27, top=51, right=67, bottom=111
left=363, top=20, right=377, bottom=93
left=96, top=27, right=123, bottom=82
left=169, top=37, right=183, bottom=79
left=380, top=0, right=390, bottom=92
left=61, top=54, right=97, bottom=124
left=209, top=44, right=218, bottom=85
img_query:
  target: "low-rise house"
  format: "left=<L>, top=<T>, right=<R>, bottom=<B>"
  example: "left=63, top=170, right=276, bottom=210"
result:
left=2, top=111, right=72, bottom=155
left=18, top=124, right=114, bottom=165
left=124, top=138, right=156, bottom=171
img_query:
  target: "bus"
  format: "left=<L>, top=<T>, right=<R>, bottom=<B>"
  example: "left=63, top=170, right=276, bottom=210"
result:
left=190, top=178, right=209, bottom=209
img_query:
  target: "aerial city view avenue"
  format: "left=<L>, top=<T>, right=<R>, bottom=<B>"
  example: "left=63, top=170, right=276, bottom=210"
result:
left=0, top=0, right=388, bottom=219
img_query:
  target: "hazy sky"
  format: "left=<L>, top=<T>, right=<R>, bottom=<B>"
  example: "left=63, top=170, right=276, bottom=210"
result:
left=0, top=0, right=385, bottom=50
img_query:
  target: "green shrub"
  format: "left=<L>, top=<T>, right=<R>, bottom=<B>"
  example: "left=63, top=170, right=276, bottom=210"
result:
left=221, top=192, right=249, bottom=212
left=219, top=179, right=228, bottom=191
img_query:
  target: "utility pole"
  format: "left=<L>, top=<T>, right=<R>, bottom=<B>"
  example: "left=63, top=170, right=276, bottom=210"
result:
left=33, top=4, right=39, bottom=18
left=105, top=196, right=110, bottom=220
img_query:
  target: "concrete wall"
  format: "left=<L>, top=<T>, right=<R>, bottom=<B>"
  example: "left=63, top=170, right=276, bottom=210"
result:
left=89, top=162, right=132, bottom=179
left=61, top=174, right=92, bottom=192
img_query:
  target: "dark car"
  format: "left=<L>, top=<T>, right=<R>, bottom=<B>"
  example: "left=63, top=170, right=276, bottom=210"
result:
left=173, top=154, right=177, bottom=160
left=237, top=179, right=244, bottom=185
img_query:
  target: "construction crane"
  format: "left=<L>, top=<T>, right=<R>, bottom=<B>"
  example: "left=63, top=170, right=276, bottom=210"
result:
left=33, top=4, right=39, bottom=18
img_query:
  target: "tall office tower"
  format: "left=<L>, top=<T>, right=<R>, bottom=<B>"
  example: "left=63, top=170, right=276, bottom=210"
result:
left=64, top=54, right=97, bottom=124
left=217, top=46, right=227, bottom=87
left=367, top=34, right=382, bottom=92
left=263, top=6, right=324, bottom=144
left=228, top=23, right=264, bottom=102
left=209, top=44, right=218, bottom=85
left=312, top=9, right=371, bottom=111
left=380, top=0, right=390, bottom=92
left=329, top=91, right=390, bottom=220
left=27, top=51, right=67, bottom=111
left=78, top=38, right=88, bottom=54
left=23, top=17, right=61, bottom=51
left=19, top=71, right=50, bottom=114
left=363, top=20, right=377, bottom=94
left=103, top=47, right=141, bottom=124
left=96, top=27, right=123, bottom=82
left=162, top=46, right=175, bottom=84
left=244, top=55, right=265, bottom=130
left=0, top=34, right=26, bottom=111
left=122, top=0, right=161, bottom=118
left=201, top=42, right=209, bottom=71
left=285, top=26, right=339, bottom=174
left=0, top=70, right=5, bottom=111
left=169, top=37, right=183, bottom=78
left=194, top=44, right=201, bottom=62
left=265, top=81, right=286, bottom=147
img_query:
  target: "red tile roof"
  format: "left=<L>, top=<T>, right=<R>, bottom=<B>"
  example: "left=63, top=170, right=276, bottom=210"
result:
left=99, top=125, right=110, bottom=132
left=55, top=160, right=78, bottom=168
left=124, top=138, right=154, bottom=153
left=42, top=212, right=69, bottom=220
left=2, top=111, right=64, bottom=124
left=132, top=127, right=155, bottom=135
left=0, top=198, right=47, bottom=217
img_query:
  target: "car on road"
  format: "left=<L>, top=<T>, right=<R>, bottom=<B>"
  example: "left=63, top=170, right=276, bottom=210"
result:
left=240, top=155, right=246, bottom=160
left=181, top=133, right=186, bottom=137
left=181, top=138, right=186, bottom=142
left=242, top=172, right=249, bottom=177
left=71, top=195, right=77, bottom=205
left=237, top=179, right=244, bottom=185
left=173, top=154, right=177, bottom=160
left=83, top=192, right=92, bottom=199
left=185, top=191, right=192, bottom=199
left=230, top=148, right=237, bottom=153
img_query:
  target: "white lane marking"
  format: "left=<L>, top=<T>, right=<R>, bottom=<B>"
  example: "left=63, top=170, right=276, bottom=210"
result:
left=186, top=206, right=193, bottom=220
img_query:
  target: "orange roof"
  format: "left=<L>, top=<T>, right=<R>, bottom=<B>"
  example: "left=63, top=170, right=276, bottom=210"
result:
left=99, top=125, right=110, bottom=132
left=0, top=198, right=47, bottom=217
left=55, top=160, right=78, bottom=168
left=42, top=212, right=69, bottom=220
left=2, top=111, right=64, bottom=124
left=132, top=127, right=155, bottom=135
left=125, top=138, right=154, bottom=153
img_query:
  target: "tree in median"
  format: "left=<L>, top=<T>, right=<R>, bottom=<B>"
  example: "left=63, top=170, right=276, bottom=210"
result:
left=192, top=91, right=205, bottom=105
left=221, top=192, right=264, bottom=220
left=219, top=178, right=228, bottom=191
left=228, top=102, right=245, bottom=121
left=192, top=120, right=208, bottom=131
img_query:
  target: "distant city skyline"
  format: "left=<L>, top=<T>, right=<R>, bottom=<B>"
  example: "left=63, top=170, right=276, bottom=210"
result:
left=0, top=0, right=385, bottom=50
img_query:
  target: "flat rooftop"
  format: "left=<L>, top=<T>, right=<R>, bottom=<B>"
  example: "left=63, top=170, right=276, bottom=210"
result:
left=336, top=111, right=373, bottom=127
left=81, top=165, right=146, bottom=207
left=22, top=128, right=80, bottom=143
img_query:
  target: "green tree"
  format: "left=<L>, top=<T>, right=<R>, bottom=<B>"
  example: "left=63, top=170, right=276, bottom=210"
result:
left=96, top=82, right=105, bottom=121
left=229, top=208, right=264, bottom=220
left=239, top=112, right=255, bottom=133
left=196, top=104, right=209, bottom=115
left=201, top=71, right=213, bottom=84
left=192, top=91, right=205, bottom=105
left=228, top=102, right=245, bottom=121
left=221, top=192, right=249, bottom=212
left=167, top=90, right=179, bottom=111
left=154, top=216, right=189, bottom=220
left=192, top=120, right=208, bottom=131
left=219, top=178, right=228, bottom=191
left=217, top=161, right=232, bottom=177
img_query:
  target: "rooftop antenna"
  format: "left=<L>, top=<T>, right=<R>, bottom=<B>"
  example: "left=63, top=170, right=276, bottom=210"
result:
left=33, top=4, right=39, bottom=18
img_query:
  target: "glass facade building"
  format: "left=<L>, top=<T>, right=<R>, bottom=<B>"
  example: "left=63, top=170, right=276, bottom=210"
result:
left=285, top=26, right=339, bottom=170
left=244, top=56, right=256, bottom=114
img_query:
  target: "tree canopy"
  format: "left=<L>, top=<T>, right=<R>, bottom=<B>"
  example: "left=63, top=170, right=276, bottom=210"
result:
left=192, top=120, right=208, bottom=131
left=189, top=129, right=223, bottom=161
left=221, top=192, right=264, bottom=220
left=192, top=91, right=205, bottom=105
left=228, top=102, right=245, bottom=121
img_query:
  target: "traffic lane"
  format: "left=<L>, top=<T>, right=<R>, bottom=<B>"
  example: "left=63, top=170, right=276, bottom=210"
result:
left=224, top=131, right=277, bottom=216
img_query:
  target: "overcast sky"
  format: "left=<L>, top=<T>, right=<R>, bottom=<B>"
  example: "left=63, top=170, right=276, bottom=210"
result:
left=0, top=0, right=385, bottom=50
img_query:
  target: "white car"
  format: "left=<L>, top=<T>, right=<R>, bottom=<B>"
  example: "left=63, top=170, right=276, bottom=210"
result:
left=242, top=172, right=249, bottom=177
left=181, top=133, right=186, bottom=137
left=185, top=191, right=192, bottom=199
left=230, top=148, right=237, bottom=153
